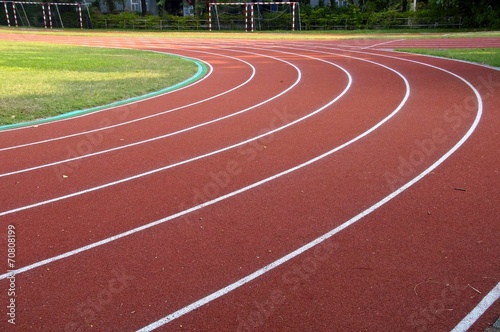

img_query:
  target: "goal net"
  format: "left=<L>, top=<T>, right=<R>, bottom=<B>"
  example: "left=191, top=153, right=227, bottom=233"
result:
left=209, top=2, right=300, bottom=32
left=0, top=1, right=91, bottom=29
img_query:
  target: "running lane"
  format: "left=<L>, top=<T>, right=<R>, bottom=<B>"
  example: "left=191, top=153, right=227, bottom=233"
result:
left=0, top=34, right=498, bottom=332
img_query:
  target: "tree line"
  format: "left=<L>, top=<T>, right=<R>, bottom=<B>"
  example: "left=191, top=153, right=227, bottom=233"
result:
left=89, top=0, right=499, bottom=28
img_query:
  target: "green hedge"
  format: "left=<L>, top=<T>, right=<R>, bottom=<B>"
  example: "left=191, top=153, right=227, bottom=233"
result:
left=91, top=12, right=207, bottom=30
left=85, top=2, right=498, bottom=31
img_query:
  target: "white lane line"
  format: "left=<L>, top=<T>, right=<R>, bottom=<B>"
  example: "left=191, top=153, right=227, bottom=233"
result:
left=0, top=49, right=304, bottom=216
left=451, top=281, right=500, bottom=332
left=0, top=46, right=366, bottom=218
left=0, top=45, right=413, bottom=285
left=0, top=47, right=413, bottom=284
left=135, top=52, right=483, bottom=332
left=0, top=53, right=355, bottom=278
left=0, top=49, right=297, bottom=178
left=359, top=39, right=406, bottom=50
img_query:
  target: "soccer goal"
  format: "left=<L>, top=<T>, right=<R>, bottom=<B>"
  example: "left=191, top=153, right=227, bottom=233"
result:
left=0, top=1, right=90, bottom=29
left=209, top=2, right=300, bottom=32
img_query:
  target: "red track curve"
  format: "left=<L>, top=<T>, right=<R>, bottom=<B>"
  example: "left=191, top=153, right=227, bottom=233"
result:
left=0, top=33, right=499, bottom=332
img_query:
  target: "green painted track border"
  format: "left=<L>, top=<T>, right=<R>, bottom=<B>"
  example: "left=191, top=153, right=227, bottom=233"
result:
left=0, top=56, right=208, bottom=131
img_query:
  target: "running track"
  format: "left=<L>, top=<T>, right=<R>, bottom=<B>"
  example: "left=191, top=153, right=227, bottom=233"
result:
left=0, top=32, right=499, bottom=332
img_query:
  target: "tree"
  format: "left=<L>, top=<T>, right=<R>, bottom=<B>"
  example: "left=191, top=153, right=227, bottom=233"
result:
left=105, top=0, right=116, bottom=13
left=361, top=0, right=405, bottom=12
left=158, top=0, right=182, bottom=15
left=427, top=0, right=500, bottom=27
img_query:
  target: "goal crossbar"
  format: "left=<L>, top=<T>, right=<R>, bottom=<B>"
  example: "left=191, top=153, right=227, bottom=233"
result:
left=209, top=2, right=299, bottom=32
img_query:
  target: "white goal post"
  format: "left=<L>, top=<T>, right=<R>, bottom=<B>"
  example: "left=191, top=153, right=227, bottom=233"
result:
left=1, top=1, right=87, bottom=29
left=208, top=2, right=300, bottom=32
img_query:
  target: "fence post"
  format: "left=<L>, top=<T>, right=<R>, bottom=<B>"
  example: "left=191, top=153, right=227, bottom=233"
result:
left=41, top=3, right=47, bottom=28
left=3, top=2, right=10, bottom=27
left=208, top=4, right=211, bottom=31
left=77, top=3, right=82, bottom=29
left=12, top=2, right=18, bottom=27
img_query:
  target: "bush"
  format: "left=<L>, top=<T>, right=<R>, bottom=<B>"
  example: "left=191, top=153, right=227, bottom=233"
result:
left=82, top=2, right=497, bottom=31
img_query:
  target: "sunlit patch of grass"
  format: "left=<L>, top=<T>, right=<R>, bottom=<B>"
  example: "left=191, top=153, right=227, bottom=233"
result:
left=0, top=40, right=198, bottom=125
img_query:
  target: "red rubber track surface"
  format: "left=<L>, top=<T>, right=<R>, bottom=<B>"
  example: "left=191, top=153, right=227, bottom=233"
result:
left=0, top=33, right=499, bottom=332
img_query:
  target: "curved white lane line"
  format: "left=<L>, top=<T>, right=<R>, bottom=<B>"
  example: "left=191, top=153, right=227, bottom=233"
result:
left=0, top=49, right=413, bottom=283
left=0, top=52, right=355, bottom=274
left=0, top=46, right=413, bottom=290
left=0, top=49, right=299, bottom=178
left=135, top=52, right=483, bottom=332
left=0, top=47, right=365, bottom=217
left=0, top=49, right=251, bottom=152
left=269, top=42, right=500, bottom=331
left=451, top=281, right=500, bottom=332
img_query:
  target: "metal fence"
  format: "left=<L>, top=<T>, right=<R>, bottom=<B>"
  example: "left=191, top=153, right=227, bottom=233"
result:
left=301, top=16, right=462, bottom=30
left=1, top=14, right=462, bottom=31
left=91, top=18, right=209, bottom=30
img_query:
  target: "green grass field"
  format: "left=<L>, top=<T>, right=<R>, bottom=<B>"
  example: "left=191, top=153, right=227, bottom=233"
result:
left=0, top=40, right=200, bottom=126
left=397, top=48, right=500, bottom=67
